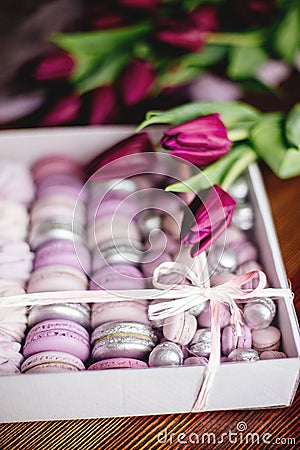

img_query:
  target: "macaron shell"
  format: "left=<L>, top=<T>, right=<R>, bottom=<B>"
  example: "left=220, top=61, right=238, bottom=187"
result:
left=21, top=351, right=85, bottom=373
left=260, top=350, right=287, bottom=360
left=221, top=324, right=252, bottom=356
left=23, top=319, right=90, bottom=362
left=163, top=313, right=184, bottom=343
left=251, top=326, right=281, bottom=353
left=198, top=302, right=231, bottom=329
left=27, top=265, right=88, bottom=293
left=88, top=358, right=148, bottom=370
left=91, top=300, right=149, bottom=329
left=89, top=264, right=145, bottom=290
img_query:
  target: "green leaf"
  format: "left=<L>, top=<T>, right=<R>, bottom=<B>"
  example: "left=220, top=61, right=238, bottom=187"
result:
left=165, top=144, right=257, bottom=192
left=52, top=23, right=150, bottom=93
left=137, top=101, right=260, bottom=131
left=156, top=65, right=203, bottom=91
left=285, top=103, right=300, bottom=149
left=72, top=53, right=130, bottom=93
left=52, top=23, right=150, bottom=57
left=227, top=46, right=268, bottom=80
left=180, top=44, right=227, bottom=67
left=274, top=5, right=300, bottom=64
left=250, top=113, right=300, bottom=178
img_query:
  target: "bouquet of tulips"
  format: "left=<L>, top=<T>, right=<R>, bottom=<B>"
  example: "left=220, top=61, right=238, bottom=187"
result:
left=12, top=0, right=299, bottom=127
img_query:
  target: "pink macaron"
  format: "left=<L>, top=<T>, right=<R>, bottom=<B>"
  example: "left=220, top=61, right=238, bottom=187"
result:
left=221, top=324, right=252, bottom=356
left=198, top=301, right=231, bottom=329
left=36, top=173, right=86, bottom=202
left=23, top=319, right=90, bottom=362
left=0, top=240, right=34, bottom=287
left=88, top=358, right=148, bottom=370
left=88, top=215, right=141, bottom=249
left=89, top=264, right=145, bottom=290
left=30, top=195, right=86, bottom=226
left=31, top=154, right=84, bottom=184
left=163, top=312, right=197, bottom=345
left=91, top=300, right=149, bottom=329
left=229, top=240, right=258, bottom=266
left=33, top=239, right=91, bottom=274
left=251, top=326, right=281, bottom=354
left=27, top=264, right=88, bottom=293
left=21, top=350, right=85, bottom=374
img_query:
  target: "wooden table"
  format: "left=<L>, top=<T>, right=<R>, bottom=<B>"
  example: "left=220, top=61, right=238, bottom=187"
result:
left=0, top=164, right=299, bottom=450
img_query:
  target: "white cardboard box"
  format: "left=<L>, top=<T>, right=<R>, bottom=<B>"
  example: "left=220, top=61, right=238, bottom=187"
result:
left=0, top=126, right=299, bottom=423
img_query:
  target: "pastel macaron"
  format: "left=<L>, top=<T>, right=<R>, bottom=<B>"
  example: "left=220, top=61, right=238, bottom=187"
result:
left=0, top=159, right=35, bottom=206
left=89, top=264, right=145, bottom=291
left=0, top=200, right=29, bottom=241
left=27, top=264, right=88, bottom=293
left=30, top=195, right=86, bottom=226
left=251, top=326, right=281, bottom=354
left=0, top=240, right=34, bottom=287
left=197, top=301, right=231, bottom=329
left=33, top=239, right=91, bottom=274
left=21, top=351, right=85, bottom=374
left=23, top=319, right=90, bottom=362
left=91, top=300, right=149, bottom=329
left=221, top=324, right=252, bottom=356
left=88, top=358, right=148, bottom=371
left=31, top=154, right=83, bottom=184
left=163, top=312, right=197, bottom=345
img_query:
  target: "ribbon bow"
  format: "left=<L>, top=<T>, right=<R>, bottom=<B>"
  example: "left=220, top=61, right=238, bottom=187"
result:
left=150, top=260, right=293, bottom=411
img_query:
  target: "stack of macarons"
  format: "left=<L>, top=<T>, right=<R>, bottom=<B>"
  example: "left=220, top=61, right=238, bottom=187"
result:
left=20, top=155, right=91, bottom=374
left=87, top=177, right=159, bottom=370
left=0, top=159, right=36, bottom=374
left=27, top=154, right=90, bottom=294
left=87, top=178, right=145, bottom=292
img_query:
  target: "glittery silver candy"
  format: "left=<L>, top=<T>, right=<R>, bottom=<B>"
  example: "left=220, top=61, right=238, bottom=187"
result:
left=29, top=219, right=85, bottom=250
left=208, top=245, right=237, bottom=273
left=188, top=301, right=207, bottom=317
left=92, top=239, right=142, bottom=271
left=91, top=321, right=157, bottom=361
left=148, top=341, right=183, bottom=366
left=232, top=203, right=254, bottom=231
left=228, top=348, right=259, bottom=362
left=228, top=176, right=249, bottom=203
left=243, top=298, right=276, bottom=330
left=189, top=329, right=212, bottom=357
left=28, top=303, right=90, bottom=329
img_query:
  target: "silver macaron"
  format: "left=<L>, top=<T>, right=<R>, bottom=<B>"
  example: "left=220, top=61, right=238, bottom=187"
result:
left=148, top=341, right=184, bottom=367
left=232, top=203, right=254, bottom=231
left=91, top=321, right=157, bottom=361
left=27, top=303, right=91, bottom=330
left=189, top=329, right=212, bottom=357
left=228, top=348, right=259, bottom=362
left=243, top=298, right=276, bottom=330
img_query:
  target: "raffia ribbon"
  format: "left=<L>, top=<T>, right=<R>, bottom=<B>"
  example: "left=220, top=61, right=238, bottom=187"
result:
left=0, top=260, right=293, bottom=412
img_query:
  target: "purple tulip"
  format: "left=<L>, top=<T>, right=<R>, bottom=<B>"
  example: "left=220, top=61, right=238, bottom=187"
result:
left=40, top=94, right=80, bottom=127
left=160, top=114, right=232, bottom=166
left=89, top=86, right=118, bottom=124
left=155, top=17, right=205, bottom=52
left=181, top=185, right=237, bottom=257
left=84, top=132, right=155, bottom=179
left=155, top=5, right=219, bottom=52
left=35, top=50, right=74, bottom=80
left=119, top=58, right=156, bottom=106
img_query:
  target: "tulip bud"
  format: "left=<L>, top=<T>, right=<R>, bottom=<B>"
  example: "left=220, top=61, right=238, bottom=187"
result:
left=181, top=185, right=236, bottom=257
left=35, top=50, right=74, bottom=80
left=84, top=132, right=155, bottom=179
left=89, top=86, right=118, bottom=125
left=119, top=58, right=156, bottom=106
left=40, top=94, right=80, bottom=127
left=160, top=113, right=232, bottom=166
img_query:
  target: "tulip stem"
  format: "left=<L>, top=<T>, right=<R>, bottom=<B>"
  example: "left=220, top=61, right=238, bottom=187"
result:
left=221, top=148, right=258, bottom=191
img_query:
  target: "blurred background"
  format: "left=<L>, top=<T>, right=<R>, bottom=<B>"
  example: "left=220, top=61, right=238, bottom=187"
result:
left=0, top=0, right=300, bottom=129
